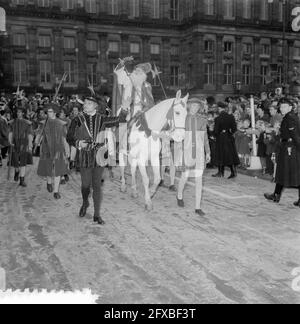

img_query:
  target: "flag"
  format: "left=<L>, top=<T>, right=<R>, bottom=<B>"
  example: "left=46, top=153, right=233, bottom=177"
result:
left=151, top=63, right=162, bottom=80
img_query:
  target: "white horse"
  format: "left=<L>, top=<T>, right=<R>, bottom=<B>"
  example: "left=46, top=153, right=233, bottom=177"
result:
left=120, top=90, right=188, bottom=211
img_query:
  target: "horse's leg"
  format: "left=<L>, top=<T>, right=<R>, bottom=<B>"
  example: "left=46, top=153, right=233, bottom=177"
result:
left=138, top=162, right=152, bottom=211
left=119, top=153, right=127, bottom=193
left=149, top=138, right=161, bottom=199
left=131, top=158, right=138, bottom=198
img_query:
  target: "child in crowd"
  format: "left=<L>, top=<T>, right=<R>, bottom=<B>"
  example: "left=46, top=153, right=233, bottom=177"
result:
left=256, top=120, right=267, bottom=174
left=235, top=119, right=251, bottom=169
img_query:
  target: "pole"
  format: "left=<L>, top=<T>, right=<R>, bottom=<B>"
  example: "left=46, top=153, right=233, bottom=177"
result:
left=248, top=95, right=262, bottom=170
left=282, top=0, right=288, bottom=87
left=7, top=145, right=12, bottom=181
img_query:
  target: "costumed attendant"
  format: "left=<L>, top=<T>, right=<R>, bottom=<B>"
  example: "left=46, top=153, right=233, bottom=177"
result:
left=9, top=107, right=33, bottom=187
left=0, top=110, right=9, bottom=167
left=177, top=98, right=211, bottom=216
left=264, top=98, right=300, bottom=207
left=67, top=96, right=127, bottom=225
left=37, top=103, right=70, bottom=200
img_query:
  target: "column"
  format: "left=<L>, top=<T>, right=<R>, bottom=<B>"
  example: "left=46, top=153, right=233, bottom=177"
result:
left=216, top=34, right=224, bottom=91
left=253, top=36, right=261, bottom=92
left=235, top=36, right=242, bottom=85
left=192, top=32, right=204, bottom=90
left=77, top=28, right=87, bottom=89
left=53, top=27, right=63, bottom=77
left=28, top=26, right=38, bottom=88
left=161, top=36, right=170, bottom=87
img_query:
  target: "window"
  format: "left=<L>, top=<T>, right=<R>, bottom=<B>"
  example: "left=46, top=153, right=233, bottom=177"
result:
left=64, top=61, right=76, bottom=84
left=37, top=0, right=50, bottom=7
left=87, top=63, right=97, bottom=85
left=108, top=41, right=120, bottom=53
left=262, top=44, right=270, bottom=55
left=14, top=59, right=27, bottom=83
left=129, top=0, right=140, bottom=18
left=243, top=0, right=252, bottom=19
left=224, top=41, right=233, bottom=54
left=205, top=40, right=214, bottom=52
left=14, top=0, right=25, bottom=5
left=261, top=65, right=269, bottom=85
left=294, top=46, right=300, bottom=57
left=85, top=0, right=97, bottom=13
left=64, top=36, right=75, bottom=49
left=170, top=66, right=179, bottom=87
left=242, top=64, right=251, bottom=85
left=278, top=42, right=283, bottom=56
left=188, top=0, right=195, bottom=17
left=204, top=0, right=214, bottom=15
left=39, top=35, right=51, bottom=48
left=13, top=33, right=26, bottom=46
left=224, top=0, right=234, bottom=19
left=205, top=63, right=215, bottom=85
left=109, top=0, right=119, bottom=15
left=170, top=0, right=179, bottom=20
left=153, top=0, right=160, bottom=19
left=40, top=60, right=51, bottom=84
left=171, top=45, right=179, bottom=56
left=87, top=39, right=98, bottom=52
left=130, top=42, right=140, bottom=54
left=223, top=64, right=233, bottom=85
left=260, top=0, right=269, bottom=21
left=150, top=44, right=160, bottom=55
left=62, top=0, right=75, bottom=10
left=278, top=1, right=283, bottom=22
left=243, top=43, right=252, bottom=55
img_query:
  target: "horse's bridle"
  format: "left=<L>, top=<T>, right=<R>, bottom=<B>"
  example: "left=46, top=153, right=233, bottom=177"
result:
left=167, top=99, right=186, bottom=133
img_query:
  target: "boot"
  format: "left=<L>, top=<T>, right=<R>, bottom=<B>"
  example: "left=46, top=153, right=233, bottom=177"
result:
left=14, top=171, right=20, bottom=182
left=264, top=193, right=281, bottom=203
left=47, top=183, right=53, bottom=193
left=79, top=188, right=90, bottom=218
left=177, top=197, right=185, bottom=207
left=79, top=201, right=89, bottom=218
left=54, top=193, right=61, bottom=200
left=228, top=166, right=237, bottom=179
left=93, top=215, right=105, bottom=225
left=293, top=199, right=300, bottom=207
left=195, top=209, right=206, bottom=216
left=212, top=166, right=224, bottom=178
left=19, top=177, right=27, bottom=187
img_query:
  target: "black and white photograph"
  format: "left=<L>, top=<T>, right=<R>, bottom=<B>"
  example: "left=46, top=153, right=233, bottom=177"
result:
left=0, top=0, right=300, bottom=306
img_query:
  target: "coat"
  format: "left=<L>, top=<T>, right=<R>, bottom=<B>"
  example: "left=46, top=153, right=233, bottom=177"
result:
left=37, top=118, right=69, bottom=178
left=275, top=112, right=300, bottom=187
left=67, top=111, right=127, bottom=169
left=214, top=111, right=240, bottom=166
left=0, top=117, right=9, bottom=148
left=9, top=119, right=33, bottom=168
left=183, top=114, right=210, bottom=171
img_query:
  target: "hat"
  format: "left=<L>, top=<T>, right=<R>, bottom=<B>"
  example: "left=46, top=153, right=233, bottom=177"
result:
left=44, top=103, right=60, bottom=114
left=217, top=102, right=227, bottom=109
left=188, top=97, right=203, bottom=106
left=135, top=63, right=152, bottom=74
left=85, top=96, right=98, bottom=104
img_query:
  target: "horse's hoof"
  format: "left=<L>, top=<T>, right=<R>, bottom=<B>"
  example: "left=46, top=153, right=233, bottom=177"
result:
left=145, top=203, right=153, bottom=211
left=132, top=192, right=138, bottom=199
left=120, top=186, right=127, bottom=193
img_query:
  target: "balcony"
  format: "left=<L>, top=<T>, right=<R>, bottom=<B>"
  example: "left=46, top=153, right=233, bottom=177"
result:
left=63, top=48, right=76, bottom=56
left=12, top=45, right=27, bottom=54
left=37, top=47, right=52, bottom=55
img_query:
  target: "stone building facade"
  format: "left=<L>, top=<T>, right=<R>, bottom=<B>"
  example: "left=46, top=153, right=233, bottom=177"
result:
left=0, top=0, right=300, bottom=98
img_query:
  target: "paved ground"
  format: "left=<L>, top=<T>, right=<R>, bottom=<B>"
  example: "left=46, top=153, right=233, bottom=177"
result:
left=0, top=158, right=300, bottom=304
